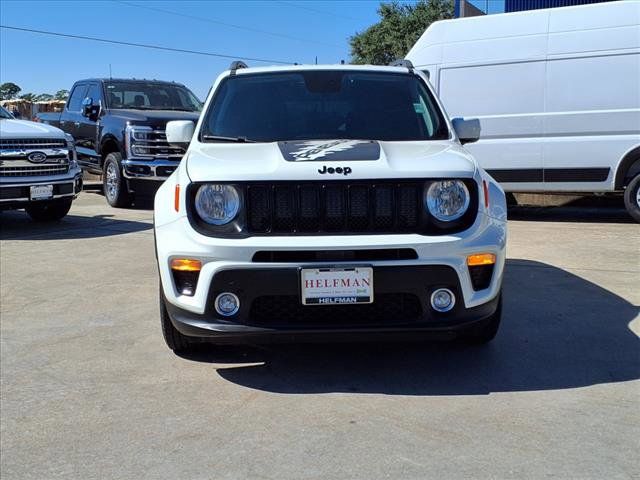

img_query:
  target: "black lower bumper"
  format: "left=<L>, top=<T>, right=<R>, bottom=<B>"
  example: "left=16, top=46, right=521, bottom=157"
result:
left=0, top=175, right=82, bottom=210
left=164, top=265, right=501, bottom=344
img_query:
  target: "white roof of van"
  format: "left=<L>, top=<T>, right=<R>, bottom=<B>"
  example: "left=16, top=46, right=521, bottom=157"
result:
left=406, top=1, right=640, bottom=63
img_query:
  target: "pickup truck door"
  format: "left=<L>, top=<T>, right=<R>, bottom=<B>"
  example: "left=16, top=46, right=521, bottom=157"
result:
left=76, top=82, right=103, bottom=170
left=61, top=83, right=89, bottom=167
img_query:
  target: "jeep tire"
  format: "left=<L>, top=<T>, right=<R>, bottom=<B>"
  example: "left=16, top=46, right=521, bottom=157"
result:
left=461, top=293, right=502, bottom=345
left=103, top=152, right=131, bottom=208
left=160, top=289, right=195, bottom=354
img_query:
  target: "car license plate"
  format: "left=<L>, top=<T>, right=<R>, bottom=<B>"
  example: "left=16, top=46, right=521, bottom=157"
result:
left=301, top=267, right=373, bottom=305
left=30, top=185, right=53, bottom=201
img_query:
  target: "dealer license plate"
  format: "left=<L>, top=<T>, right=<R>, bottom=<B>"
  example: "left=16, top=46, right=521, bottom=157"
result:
left=30, top=185, right=53, bottom=201
left=301, top=267, right=373, bottom=305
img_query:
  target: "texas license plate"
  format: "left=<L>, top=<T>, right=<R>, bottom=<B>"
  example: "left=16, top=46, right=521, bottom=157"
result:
left=30, top=185, right=53, bottom=200
left=301, top=267, right=373, bottom=305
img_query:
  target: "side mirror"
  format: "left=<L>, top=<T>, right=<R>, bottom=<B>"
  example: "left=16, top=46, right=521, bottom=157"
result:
left=452, top=117, right=481, bottom=145
left=82, top=97, right=100, bottom=119
left=166, top=120, right=195, bottom=149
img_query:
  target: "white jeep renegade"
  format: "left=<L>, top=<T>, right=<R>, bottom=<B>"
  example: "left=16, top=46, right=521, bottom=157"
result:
left=155, top=62, right=507, bottom=354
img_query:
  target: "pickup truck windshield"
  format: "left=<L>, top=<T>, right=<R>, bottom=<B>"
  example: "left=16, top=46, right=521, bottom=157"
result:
left=202, top=70, right=449, bottom=142
left=0, top=106, right=13, bottom=119
left=104, top=81, right=201, bottom=112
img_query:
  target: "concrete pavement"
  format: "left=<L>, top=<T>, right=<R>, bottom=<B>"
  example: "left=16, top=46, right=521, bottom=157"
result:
left=1, top=192, right=638, bottom=479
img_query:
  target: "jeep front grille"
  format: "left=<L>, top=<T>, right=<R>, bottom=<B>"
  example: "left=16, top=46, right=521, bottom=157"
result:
left=246, top=181, right=423, bottom=234
left=188, top=179, right=479, bottom=237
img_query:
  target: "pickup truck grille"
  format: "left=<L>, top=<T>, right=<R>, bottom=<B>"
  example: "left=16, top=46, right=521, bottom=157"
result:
left=129, top=130, right=184, bottom=158
left=0, top=137, right=70, bottom=178
left=0, top=138, right=67, bottom=149
left=0, top=165, right=69, bottom=176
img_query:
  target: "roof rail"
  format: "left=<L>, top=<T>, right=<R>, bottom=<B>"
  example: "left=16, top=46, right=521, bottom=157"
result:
left=229, top=61, right=248, bottom=75
left=390, top=59, right=414, bottom=70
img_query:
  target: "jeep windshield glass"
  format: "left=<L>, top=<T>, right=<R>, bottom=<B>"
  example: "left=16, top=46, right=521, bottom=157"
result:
left=201, top=70, right=449, bottom=143
left=104, top=81, right=202, bottom=112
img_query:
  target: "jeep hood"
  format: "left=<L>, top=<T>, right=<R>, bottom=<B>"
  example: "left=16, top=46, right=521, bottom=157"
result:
left=186, top=140, right=477, bottom=182
left=0, top=118, right=65, bottom=138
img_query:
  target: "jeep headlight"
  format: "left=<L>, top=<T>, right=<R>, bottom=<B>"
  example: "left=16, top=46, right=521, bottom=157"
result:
left=195, top=184, right=241, bottom=225
left=425, top=180, right=470, bottom=221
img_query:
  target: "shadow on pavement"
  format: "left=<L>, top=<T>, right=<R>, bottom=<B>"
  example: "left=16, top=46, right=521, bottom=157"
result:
left=182, top=259, right=639, bottom=395
left=0, top=212, right=151, bottom=240
left=508, top=196, right=633, bottom=224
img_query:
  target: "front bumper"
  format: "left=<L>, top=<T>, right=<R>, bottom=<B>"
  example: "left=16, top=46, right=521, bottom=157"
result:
left=157, top=207, right=507, bottom=342
left=122, top=158, right=180, bottom=181
left=164, top=265, right=502, bottom=343
left=0, top=172, right=83, bottom=208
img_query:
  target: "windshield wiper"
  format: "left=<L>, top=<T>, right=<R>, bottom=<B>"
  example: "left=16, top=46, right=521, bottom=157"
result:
left=202, top=135, right=257, bottom=143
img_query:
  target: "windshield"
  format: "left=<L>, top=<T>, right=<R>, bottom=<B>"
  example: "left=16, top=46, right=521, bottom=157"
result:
left=104, top=81, right=202, bottom=112
left=0, top=106, right=14, bottom=119
left=201, top=70, right=449, bottom=143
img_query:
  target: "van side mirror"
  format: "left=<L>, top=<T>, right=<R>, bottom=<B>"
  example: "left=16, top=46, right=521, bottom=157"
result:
left=82, top=97, right=100, bottom=120
left=452, top=117, right=481, bottom=145
left=166, top=120, right=195, bottom=149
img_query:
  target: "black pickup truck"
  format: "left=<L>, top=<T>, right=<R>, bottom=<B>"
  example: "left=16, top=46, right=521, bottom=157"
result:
left=36, top=78, right=201, bottom=207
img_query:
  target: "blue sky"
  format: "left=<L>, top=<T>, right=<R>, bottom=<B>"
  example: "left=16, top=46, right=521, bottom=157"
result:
left=0, top=0, right=394, bottom=100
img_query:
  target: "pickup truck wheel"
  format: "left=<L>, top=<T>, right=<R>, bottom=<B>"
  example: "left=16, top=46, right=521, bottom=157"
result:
left=25, top=198, right=72, bottom=221
left=103, top=152, right=131, bottom=208
left=623, top=173, right=640, bottom=223
left=160, top=289, right=195, bottom=354
left=460, top=294, right=502, bottom=345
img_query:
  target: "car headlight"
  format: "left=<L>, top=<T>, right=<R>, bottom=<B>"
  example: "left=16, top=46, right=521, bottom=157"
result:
left=425, top=180, right=470, bottom=221
left=64, top=133, right=78, bottom=167
left=64, top=133, right=75, bottom=148
left=195, top=184, right=241, bottom=225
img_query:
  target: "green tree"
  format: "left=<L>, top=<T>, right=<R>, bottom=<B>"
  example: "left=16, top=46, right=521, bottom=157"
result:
left=350, top=0, right=453, bottom=65
left=54, top=89, right=70, bottom=100
left=19, top=92, right=37, bottom=102
left=0, top=82, right=21, bottom=100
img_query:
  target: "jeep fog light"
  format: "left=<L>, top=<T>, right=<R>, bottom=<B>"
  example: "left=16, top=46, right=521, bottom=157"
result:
left=430, top=288, right=455, bottom=312
left=215, top=292, right=240, bottom=316
left=195, top=184, right=240, bottom=225
left=425, top=180, right=470, bottom=221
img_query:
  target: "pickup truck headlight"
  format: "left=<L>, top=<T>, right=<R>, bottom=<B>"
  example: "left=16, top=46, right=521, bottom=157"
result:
left=64, top=133, right=78, bottom=167
left=195, top=184, right=241, bottom=225
left=425, top=180, right=470, bottom=222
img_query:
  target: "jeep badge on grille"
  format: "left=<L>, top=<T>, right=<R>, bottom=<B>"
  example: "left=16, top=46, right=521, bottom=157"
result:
left=318, top=166, right=352, bottom=175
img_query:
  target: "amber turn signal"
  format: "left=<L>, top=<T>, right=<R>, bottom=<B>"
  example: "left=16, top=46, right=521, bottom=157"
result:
left=174, top=184, right=180, bottom=212
left=170, top=258, right=202, bottom=272
left=467, top=253, right=496, bottom=266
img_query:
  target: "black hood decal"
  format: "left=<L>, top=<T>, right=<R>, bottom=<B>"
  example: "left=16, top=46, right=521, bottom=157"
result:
left=279, top=140, right=380, bottom=162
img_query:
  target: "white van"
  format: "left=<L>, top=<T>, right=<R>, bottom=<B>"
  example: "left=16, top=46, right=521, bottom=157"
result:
left=406, top=1, right=640, bottom=220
